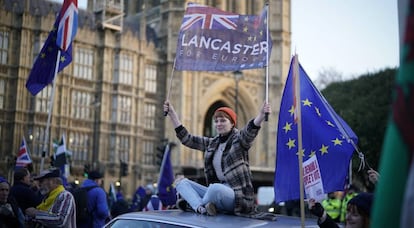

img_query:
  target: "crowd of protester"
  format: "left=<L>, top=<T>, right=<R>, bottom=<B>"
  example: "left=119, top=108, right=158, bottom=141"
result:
left=0, top=166, right=166, bottom=228
left=0, top=162, right=379, bottom=228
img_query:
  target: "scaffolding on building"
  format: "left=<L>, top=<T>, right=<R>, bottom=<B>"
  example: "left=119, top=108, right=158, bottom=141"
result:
left=93, top=0, right=124, bottom=31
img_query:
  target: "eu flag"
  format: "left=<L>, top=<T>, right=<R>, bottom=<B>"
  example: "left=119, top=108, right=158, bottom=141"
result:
left=274, top=57, right=358, bottom=203
left=26, top=18, right=72, bottom=96
left=157, top=144, right=177, bottom=206
left=175, top=3, right=272, bottom=71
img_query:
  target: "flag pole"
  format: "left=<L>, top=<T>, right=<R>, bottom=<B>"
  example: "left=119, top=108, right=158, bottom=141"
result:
left=293, top=54, right=305, bottom=228
left=156, top=143, right=170, bottom=189
left=39, top=50, right=61, bottom=171
left=164, top=58, right=177, bottom=116
left=264, top=2, right=270, bottom=121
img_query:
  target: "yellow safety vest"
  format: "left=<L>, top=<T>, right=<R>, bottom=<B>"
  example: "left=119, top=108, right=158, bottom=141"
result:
left=340, top=192, right=358, bottom=222
left=322, top=198, right=341, bottom=220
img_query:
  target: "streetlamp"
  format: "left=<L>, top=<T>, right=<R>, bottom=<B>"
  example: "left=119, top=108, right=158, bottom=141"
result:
left=233, top=70, right=243, bottom=116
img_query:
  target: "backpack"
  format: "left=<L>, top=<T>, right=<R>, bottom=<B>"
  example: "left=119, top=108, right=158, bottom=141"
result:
left=71, top=186, right=98, bottom=225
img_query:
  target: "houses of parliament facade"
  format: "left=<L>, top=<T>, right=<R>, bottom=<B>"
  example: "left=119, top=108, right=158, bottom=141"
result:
left=0, top=0, right=291, bottom=198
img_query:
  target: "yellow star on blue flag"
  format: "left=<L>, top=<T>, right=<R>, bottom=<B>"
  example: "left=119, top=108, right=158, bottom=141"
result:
left=26, top=16, right=72, bottom=96
left=157, top=144, right=177, bottom=206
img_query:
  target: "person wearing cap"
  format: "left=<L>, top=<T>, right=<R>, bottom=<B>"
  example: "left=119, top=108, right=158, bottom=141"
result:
left=164, top=100, right=276, bottom=220
left=78, top=170, right=110, bottom=228
left=0, top=176, right=25, bottom=228
left=25, top=167, right=76, bottom=228
left=10, top=168, right=43, bottom=213
left=309, top=192, right=374, bottom=228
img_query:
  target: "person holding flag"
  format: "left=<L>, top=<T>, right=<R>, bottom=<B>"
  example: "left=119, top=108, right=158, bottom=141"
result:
left=162, top=1, right=273, bottom=219
left=163, top=100, right=276, bottom=220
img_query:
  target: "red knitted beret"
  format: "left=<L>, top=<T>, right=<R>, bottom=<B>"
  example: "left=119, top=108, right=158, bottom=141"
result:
left=214, top=107, right=237, bottom=125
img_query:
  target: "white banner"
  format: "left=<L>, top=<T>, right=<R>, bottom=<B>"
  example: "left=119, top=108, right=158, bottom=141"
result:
left=303, top=155, right=325, bottom=202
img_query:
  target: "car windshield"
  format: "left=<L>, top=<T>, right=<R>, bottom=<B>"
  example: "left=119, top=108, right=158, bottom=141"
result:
left=107, top=219, right=194, bottom=228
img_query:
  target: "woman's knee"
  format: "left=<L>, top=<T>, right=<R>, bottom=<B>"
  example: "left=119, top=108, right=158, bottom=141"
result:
left=175, top=177, right=189, bottom=188
left=206, top=183, right=224, bottom=195
left=204, top=184, right=235, bottom=210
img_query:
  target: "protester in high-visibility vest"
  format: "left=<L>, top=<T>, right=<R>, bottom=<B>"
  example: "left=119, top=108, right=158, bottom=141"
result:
left=322, top=192, right=342, bottom=222
left=309, top=192, right=373, bottom=228
left=340, top=185, right=359, bottom=223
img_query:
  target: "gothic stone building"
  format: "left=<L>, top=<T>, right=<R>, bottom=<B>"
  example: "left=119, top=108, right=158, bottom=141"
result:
left=0, top=0, right=291, bottom=198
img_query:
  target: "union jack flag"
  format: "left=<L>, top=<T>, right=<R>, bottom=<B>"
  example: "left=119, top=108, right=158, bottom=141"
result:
left=57, top=0, right=78, bottom=51
left=180, top=3, right=239, bottom=31
left=16, top=137, right=32, bottom=169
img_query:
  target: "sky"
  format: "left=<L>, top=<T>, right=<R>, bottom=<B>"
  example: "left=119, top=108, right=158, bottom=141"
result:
left=291, top=0, right=400, bottom=80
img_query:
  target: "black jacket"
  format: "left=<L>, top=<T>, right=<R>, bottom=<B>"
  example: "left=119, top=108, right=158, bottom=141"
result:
left=318, top=214, right=340, bottom=228
left=10, top=182, right=42, bottom=212
left=0, top=196, right=24, bottom=228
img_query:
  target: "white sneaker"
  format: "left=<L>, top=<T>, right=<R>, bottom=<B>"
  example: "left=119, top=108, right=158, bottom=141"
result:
left=196, top=206, right=207, bottom=215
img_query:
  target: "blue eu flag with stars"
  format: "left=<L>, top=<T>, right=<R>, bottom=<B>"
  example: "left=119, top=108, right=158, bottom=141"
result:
left=157, top=144, right=177, bottom=206
left=26, top=17, right=72, bottom=96
left=274, top=57, right=358, bottom=203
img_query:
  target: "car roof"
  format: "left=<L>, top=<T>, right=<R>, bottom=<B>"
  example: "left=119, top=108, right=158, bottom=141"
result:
left=106, top=210, right=319, bottom=228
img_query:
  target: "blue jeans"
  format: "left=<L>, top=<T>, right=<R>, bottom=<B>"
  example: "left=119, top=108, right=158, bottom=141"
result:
left=175, top=178, right=235, bottom=213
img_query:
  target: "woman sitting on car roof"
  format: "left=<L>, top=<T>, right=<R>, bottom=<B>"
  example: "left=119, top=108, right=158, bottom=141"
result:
left=164, top=100, right=276, bottom=220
